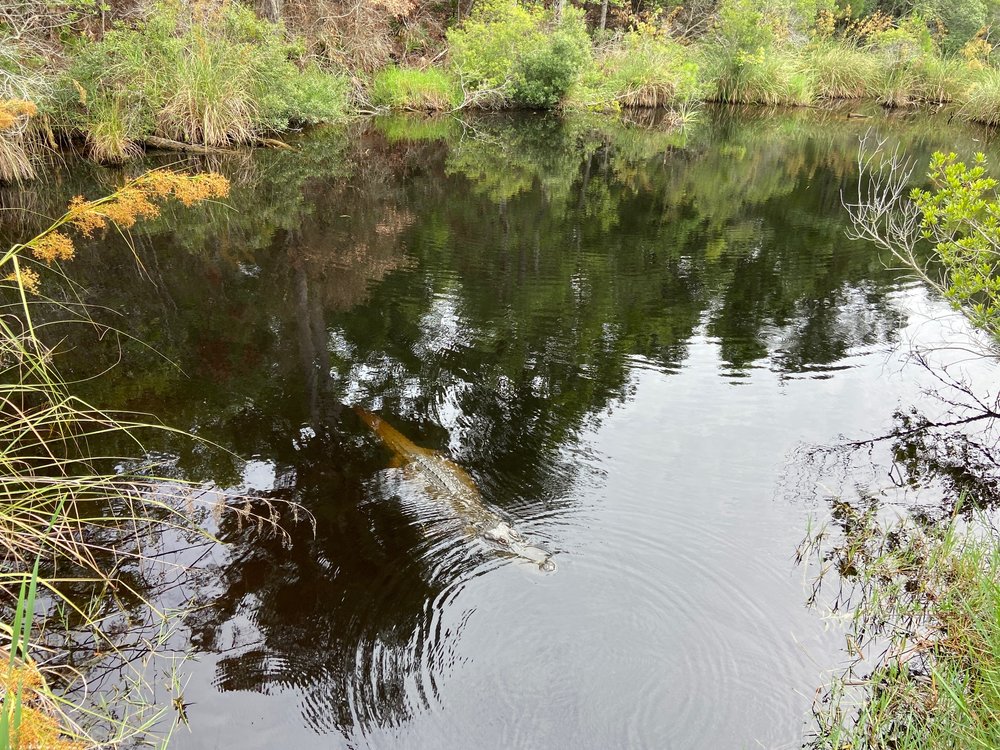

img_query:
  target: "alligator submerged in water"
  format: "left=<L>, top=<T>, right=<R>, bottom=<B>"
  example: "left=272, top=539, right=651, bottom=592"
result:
left=355, top=407, right=556, bottom=572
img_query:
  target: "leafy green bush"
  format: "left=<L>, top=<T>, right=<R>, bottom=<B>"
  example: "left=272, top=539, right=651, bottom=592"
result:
left=714, top=0, right=783, bottom=53
left=448, top=0, right=542, bottom=92
left=922, top=0, right=989, bottom=53
left=448, top=0, right=591, bottom=108
left=371, top=66, right=460, bottom=111
left=910, top=152, right=1000, bottom=334
left=512, top=8, right=590, bottom=107
left=56, top=2, right=347, bottom=160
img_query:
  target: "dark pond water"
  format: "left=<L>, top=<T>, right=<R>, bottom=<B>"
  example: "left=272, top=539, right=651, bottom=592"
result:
left=5, top=107, right=998, bottom=748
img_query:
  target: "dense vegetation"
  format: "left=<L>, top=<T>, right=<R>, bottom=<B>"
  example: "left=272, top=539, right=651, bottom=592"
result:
left=797, top=141, right=1000, bottom=747
left=6, top=0, right=1000, bottom=174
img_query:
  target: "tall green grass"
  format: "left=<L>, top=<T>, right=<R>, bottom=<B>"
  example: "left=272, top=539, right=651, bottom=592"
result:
left=807, top=42, right=881, bottom=100
left=572, top=27, right=702, bottom=111
left=876, top=52, right=972, bottom=107
left=705, top=47, right=813, bottom=106
left=0, top=32, right=46, bottom=182
left=56, top=2, right=347, bottom=161
left=370, top=66, right=460, bottom=111
left=802, top=501, right=1000, bottom=749
left=959, top=68, right=1000, bottom=126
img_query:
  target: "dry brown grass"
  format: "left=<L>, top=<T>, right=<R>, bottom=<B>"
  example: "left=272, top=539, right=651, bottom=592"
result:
left=285, top=0, right=412, bottom=73
left=0, top=99, right=40, bottom=182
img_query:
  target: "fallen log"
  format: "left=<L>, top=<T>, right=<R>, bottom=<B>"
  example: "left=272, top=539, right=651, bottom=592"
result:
left=256, top=137, right=295, bottom=151
left=143, top=136, right=232, bottom=154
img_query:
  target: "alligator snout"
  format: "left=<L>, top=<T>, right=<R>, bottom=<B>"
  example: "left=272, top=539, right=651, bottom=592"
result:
left=514, top=543, right=557, bottom=573
left=483, top=522, right=556, bottom=572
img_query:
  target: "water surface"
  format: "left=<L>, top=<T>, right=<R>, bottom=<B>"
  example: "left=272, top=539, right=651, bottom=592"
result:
left=6, top=107, right=996, bottom=749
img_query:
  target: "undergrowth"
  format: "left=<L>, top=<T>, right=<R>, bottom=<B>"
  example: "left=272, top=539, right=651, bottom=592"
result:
left=800, top=500, right=1000, bottom=749
left=448, top=0, right=591, bottom=108
left=573, top=23, right=702, bottom=111
left=55, top=2, right=347, bottom=161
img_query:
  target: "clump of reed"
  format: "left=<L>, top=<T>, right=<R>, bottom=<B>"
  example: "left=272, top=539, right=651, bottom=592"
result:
left=801, top=500, right=1000, bottom=749
left=56, top=2, right=347, bottom=162
left=699, top=0, right=813, bottom=106
left=875, top=52, right=972, bottom=107
left=958, top=68, right=1000, bottom=126
left=705, top=48, right=813, bottom=106
left=0, top=169, right=310, bottom=747
left=0, top=99, right=39, bottom=182
left=806, top=41, right=881, bottom=100
left=576, top=24, right=703, bottom=111
left=0, top=33, right=47, bottom=182
left=370, top=66, right=460, bottom=111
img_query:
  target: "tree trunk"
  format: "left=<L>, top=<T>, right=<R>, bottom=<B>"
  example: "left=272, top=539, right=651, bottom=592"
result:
left=257, top=0, right=283, bottom=23
left=599, top=0, right=608, bottom=30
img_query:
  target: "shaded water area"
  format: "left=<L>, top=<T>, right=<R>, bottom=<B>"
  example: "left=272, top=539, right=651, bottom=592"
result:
left=5, top=107, right=1000, bottom=748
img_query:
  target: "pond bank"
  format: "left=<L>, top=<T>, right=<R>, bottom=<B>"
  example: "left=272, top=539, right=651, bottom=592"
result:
left=5, top=1, right=1000, bottom=177
left=5, top=106, right=1000, bottom=748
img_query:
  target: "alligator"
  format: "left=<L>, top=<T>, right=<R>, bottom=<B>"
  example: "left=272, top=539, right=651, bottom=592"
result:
left=355, top=406, right=556, bottom=572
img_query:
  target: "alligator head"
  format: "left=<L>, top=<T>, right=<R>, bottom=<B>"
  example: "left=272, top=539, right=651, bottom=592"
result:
left=483, top=521, right=556, bottom=573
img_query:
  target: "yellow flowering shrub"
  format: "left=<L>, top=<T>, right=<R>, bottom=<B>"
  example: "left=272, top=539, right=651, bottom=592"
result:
left=2, top=169, right=230, bottom=294
left=1, top=663, right=85, bottom=750
left=0, top=99, right=38, bottom=132
left=961, top=31, right=993, bottom=70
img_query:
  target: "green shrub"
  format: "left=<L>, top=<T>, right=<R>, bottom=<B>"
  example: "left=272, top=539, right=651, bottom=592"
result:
left=448, top=0, right=542, bottom=92
left=56, top=2, right=347, bottom=160
left=448, top=0, right=591, bottom=108
left=706, top=0, right=814, bottom=106
left=922, top=0, right=989, bottom=53
left=714, top=0, right=782, bottom=52
left=371, top=66, right=460, bottom=111
left=512, top=7, right=590, bottom=107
